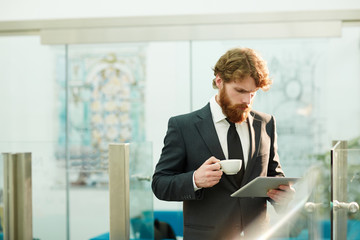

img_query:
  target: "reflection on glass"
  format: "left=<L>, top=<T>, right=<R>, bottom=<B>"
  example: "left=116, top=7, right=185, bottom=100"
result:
left=252, top=166, right=329, bottom=239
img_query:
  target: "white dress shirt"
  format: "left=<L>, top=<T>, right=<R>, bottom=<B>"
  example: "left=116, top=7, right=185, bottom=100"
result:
left=193, top=95, right=250, bottom=190
left=209, top=95, right=250, bottom=167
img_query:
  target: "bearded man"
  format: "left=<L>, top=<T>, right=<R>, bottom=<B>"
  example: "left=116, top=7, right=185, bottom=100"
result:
left=152, top=48, right=294, bottom=240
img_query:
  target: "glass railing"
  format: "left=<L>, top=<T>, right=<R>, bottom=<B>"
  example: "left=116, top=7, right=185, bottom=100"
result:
left=0, top=141, right=153, bottom=240
left=0, top=142, right=67, bottom=240
left=251, top=165, right=330, bottom=240
left=129, top=142, right=154, bottom=240
left=250, top=141, right=360, bottom=240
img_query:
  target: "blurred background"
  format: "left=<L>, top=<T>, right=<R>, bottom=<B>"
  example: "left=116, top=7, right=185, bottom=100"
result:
left=0, top=0, right=360, bottom=239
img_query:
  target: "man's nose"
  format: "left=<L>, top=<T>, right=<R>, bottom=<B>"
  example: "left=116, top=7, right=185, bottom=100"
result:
left=243, top=93, right=252, bottom=105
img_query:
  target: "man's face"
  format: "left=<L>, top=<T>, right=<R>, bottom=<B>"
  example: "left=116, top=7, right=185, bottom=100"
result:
left=217, top=76, right=258, bottom=123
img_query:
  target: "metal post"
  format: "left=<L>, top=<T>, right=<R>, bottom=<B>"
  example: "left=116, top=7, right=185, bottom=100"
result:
left=2, top=153, right=11, bottom=240
left=7, top=153, right=17, bottom=239
left=16, top=153, right=33, bottom=240
left=331, top=140, right=347, bottom=240
left=109, top=143, right=130, bottom=240
left=2, top=152, right=32, bottom=240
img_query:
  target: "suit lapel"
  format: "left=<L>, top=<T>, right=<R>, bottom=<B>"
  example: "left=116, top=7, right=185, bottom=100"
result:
left=196, top=107, right=263, bottom=188
left=195, top=104, right=225, bottom=160
left=196, top=104, right=241, bottom=189
left=241, top=112, right=261, bottom=186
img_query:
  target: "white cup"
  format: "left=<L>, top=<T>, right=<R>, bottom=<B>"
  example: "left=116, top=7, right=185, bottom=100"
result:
left=219, top=159, right=242, bottom=175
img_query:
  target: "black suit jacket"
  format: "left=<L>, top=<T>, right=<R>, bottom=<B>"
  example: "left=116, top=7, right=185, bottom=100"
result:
left=152, top=103, right=285, bottom=239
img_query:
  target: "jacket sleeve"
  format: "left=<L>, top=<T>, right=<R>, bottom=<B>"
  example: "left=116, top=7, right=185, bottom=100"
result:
left=151, top=117, right=198, bottom=201
left=267, top=115, right=285, bottom=178
left=266, top=115, right=287, bottom=208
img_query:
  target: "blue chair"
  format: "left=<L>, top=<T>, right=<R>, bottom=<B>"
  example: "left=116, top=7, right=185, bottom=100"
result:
left=89, top=232, right=109, bottom=240
left=153, top=211, right=183, bottom=237
left=90, top=211, right=184, bottom=240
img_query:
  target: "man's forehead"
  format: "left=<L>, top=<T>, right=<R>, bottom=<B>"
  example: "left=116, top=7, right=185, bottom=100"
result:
left=229, top=78, right=258, bottom=92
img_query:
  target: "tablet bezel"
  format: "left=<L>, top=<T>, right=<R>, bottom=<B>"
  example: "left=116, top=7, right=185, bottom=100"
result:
left=230, top=176, right=300, bottom=198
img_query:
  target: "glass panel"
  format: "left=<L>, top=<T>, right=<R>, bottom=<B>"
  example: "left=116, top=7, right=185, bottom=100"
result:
left=65, top=43, right=150, bottom=239
left=0, top=36, right=64, bottom=144
left=194, top=38, right=326, bottom=176
left=248, top=166, right=330, bottom=239
left=65, top=43, right=148, bottom=240
left=191, top=39, right=335, bottom=239
left=0, top=142, right=67, bottom=240
left=191, top=26, right=360, bottom=179
left=0, top=36, right=67, bottom=239
left=65, top=42, right=191, bottom=239
left=1, top=27, right=357, bottom=240
left=190, top=27, right=360, bottom=239
left=0, top=37, right=191, bottom=238
left=332, top=142, right=360, bottom=240
left=129, top=142, right=154, bottom=240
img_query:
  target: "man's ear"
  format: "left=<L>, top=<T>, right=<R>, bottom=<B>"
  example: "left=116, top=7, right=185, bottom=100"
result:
left=215, top=75, right=223, bottom=89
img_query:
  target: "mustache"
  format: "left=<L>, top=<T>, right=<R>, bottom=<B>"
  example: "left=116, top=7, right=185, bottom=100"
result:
left=234, top=103, right=250, bottom=110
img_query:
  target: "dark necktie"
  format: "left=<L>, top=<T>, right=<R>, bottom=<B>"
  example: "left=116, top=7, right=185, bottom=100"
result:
left=226, top=118, right=245, bottom=184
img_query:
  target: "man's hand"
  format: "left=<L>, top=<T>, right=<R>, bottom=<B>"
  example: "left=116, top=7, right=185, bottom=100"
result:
left=194, top=157, right=223, bottom=188
left=267, top=184, right=295, bottom=205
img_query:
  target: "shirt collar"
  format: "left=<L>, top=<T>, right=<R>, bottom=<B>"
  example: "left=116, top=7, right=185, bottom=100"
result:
left=210, top=95, right=227, bottom=123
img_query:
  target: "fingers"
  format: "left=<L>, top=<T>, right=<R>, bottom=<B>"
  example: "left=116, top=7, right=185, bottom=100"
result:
left=267, top=185, right=295, bottom=204
left=205, top=156, right=220, bottom=165
left=194, top=157, right=223, bottom=188
left=194, top=170, right=222, bottom=188
left=203, top=157, right=221, bottom=171
left=278, top=184, right=295, bottom=193
left=267, top=190, right=288, bottom=203
left=208, top=162, right=221, bottom=171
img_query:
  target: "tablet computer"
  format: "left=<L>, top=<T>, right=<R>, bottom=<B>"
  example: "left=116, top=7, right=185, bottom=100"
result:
left=231, top=176, right=300, bottom=198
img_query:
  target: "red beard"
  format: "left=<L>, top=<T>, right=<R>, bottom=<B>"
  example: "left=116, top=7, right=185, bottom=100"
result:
left=219, top=86, right=251, bottom=123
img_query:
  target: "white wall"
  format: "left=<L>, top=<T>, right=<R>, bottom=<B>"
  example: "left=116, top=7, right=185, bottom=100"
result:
left=0, top=0, right=360, bottom=21
left=145, top=42, right=190, bottom=210
left=0, top=36, right=57, bottom=143
left=325, top=27, right=360, bottom=141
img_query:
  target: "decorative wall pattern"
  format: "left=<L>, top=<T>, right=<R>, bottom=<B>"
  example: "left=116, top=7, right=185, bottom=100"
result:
left=57, top=45, right=147, bottom=185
